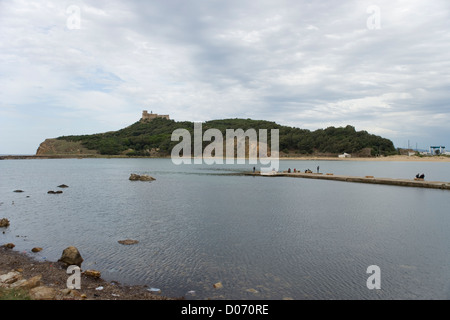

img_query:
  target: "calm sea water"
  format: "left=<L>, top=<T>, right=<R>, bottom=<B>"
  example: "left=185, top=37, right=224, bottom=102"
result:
left=1, top=158, right=450, bottom=300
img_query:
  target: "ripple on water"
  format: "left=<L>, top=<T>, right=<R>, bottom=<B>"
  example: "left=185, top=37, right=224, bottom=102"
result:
left=1, top=159, right=450, bottom=299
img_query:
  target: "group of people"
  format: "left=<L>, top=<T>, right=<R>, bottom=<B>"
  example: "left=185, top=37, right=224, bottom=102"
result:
left=253, top=166, right=321, bottom=174
left=286, top=166, right=320, bottom=174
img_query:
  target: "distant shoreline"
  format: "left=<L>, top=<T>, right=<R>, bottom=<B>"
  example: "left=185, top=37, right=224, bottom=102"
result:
left=1, top=154, right=449, bottom=162
left=278, top=155, right=450, bottom=162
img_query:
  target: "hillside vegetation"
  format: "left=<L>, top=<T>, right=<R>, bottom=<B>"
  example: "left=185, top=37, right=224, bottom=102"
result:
left=52, top=118, right=396, bottom=157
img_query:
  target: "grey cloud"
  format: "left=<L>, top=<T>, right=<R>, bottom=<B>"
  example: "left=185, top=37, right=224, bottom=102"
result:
left=1, top=0, right=449, bottom=154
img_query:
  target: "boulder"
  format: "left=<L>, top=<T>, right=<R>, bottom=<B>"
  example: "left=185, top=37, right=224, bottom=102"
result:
left=12, top=275, right=42, bottom=290
left=32, top=247, right=43, bottom=253
left=8, top=279, right=27, bottom=288
left=48, top=190, right=63, bottom=194
left=57, top=184, right=69, bottom=188
left=58, top=246, right=83, bottom=267
left=129, top=174, right=139, bottom=181
left=30, top=286, right=57, bottom=300
left=129, top=174, right=155, bottom=181
left=3, top=243, right=15, bottom=249
left=0, top=218, right=10, bottom=228
left=13, top=190, right=24, bottom=193
left=83, top=270, right=101, bottom=278
left=0, top=271, right=23, bottom=286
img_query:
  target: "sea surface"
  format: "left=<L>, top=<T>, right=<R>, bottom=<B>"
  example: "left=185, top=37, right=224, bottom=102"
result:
left=1, top=158, right=450, bottom=300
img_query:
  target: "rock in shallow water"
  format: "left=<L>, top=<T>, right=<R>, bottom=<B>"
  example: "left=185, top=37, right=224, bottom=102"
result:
left=129, top=174, right=155, bottom=181
left=118, top=239, right=139, bottom=245
left=0, top=218, right=10, bottom=228
left=58, top=246, right=83, bottom=267
left=48, top=190, right=63, bottom=194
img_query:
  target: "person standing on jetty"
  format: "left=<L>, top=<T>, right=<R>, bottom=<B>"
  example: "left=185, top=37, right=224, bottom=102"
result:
left=317, top=166, right=320, bottom=173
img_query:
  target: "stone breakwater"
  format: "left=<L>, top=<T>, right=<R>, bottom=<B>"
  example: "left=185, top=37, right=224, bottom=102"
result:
left=239, top=171, right=450, bottom=190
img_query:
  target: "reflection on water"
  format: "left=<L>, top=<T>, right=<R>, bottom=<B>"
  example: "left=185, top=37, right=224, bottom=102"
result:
left=0, top=158, right=450, bottom=299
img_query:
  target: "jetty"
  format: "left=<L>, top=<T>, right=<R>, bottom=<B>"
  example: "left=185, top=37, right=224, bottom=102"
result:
left=239, top=171, right=450, bottom=190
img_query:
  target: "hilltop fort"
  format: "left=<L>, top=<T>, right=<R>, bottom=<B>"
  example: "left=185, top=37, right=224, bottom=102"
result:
left=141, top=110, right=170, bottom=121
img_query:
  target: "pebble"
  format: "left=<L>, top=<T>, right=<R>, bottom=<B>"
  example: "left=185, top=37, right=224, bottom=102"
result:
left=118, top=239, right=139, bottom=245
left=246, top=288, right=259, bottom=294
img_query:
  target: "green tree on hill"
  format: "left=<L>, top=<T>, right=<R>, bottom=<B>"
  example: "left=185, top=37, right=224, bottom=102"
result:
left=57, top=118, right=396, bottom=156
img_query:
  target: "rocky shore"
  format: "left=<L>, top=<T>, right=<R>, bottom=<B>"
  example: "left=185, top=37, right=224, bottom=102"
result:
left=0, top=247, right=181, bottom=300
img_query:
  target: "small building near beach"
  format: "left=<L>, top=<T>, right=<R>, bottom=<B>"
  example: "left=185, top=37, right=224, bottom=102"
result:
left=338, top=153, right=351, bottom=158
left=429, top=146, right=446, bottom=155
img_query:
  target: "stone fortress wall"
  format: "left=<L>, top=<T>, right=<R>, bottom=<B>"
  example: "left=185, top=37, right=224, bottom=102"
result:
left=141, top=110, right=170, bottom=120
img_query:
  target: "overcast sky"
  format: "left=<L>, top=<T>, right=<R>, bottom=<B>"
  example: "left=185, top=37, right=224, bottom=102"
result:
left=1, top=0, right=449, bottom=154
